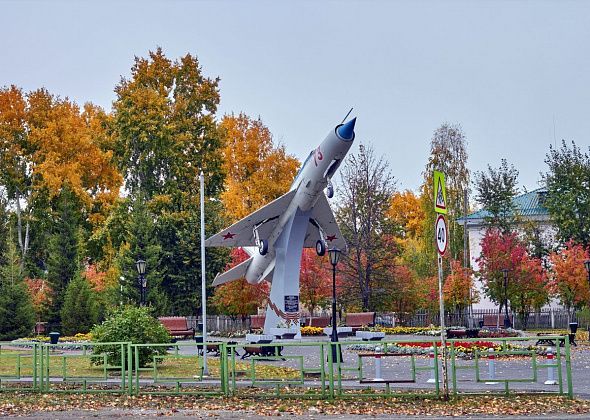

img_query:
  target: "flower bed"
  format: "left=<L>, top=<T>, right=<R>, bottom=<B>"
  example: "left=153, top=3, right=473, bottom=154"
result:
left=301, top=326, right=325, bottom=336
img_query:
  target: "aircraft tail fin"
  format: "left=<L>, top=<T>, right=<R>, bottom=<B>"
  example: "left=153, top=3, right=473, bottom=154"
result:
left=212, top=257, right=252, bottom=287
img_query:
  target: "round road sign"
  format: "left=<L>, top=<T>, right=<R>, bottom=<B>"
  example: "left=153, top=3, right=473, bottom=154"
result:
left=435, top=215, right=447, bottom=256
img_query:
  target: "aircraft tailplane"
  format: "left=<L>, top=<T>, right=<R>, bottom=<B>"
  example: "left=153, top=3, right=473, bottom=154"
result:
left=212, top=257, right=252, bottom=287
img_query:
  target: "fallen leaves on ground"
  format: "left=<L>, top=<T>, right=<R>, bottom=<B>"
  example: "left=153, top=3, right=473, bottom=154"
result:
left=1, top=392, right=590, bottom=417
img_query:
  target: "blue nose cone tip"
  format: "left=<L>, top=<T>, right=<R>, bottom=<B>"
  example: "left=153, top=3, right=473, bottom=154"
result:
left=337, top=117, right=356, bottom=140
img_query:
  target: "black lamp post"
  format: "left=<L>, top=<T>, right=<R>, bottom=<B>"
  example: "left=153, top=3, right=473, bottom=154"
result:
left=501, top=268, right=511, bottom=328
left=328, top=248, right=342, bottom=363
left=136, top=259, right=147, bottom=306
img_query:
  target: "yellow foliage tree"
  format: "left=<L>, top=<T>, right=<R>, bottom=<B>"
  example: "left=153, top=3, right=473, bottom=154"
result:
left=220, top=113, right=299, bottom=222
left=27, top=92, right=122, bottom=227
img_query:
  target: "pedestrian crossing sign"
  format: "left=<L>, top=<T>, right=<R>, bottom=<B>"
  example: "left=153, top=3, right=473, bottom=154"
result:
left=434, top=171, right=447, bottom=214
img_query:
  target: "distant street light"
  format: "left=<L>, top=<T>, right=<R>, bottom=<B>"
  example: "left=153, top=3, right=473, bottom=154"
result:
left=501, top=268, right=511, bottom=328
left=328, top=248, right=342, bottom=363
left=136, top=260, right=147, bottom=306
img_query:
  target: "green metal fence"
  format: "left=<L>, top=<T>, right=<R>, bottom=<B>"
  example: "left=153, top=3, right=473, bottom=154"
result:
left=0, top=335, right=575, bottom=399
left=0, top=342, right=39, bottom=392
left=39, top=342, right=129, bottom=393
left=129, top=342, right=226, bottom=396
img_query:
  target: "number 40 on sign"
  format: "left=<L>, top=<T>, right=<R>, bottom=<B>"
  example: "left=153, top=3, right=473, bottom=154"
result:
left=435, top=215, right=447, bottom=256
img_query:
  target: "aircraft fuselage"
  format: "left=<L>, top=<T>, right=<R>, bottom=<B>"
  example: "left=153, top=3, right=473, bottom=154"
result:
left=244, top=121, right=355, bottom=284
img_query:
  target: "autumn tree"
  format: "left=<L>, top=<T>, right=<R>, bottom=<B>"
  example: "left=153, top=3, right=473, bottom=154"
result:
left=0, top=85, right=32, bottom=274
left=113, top=48, right=223, bottom=200
left=474, top=159, right=519, bottom=233
left=299, top=249, right=334, bottom=316
left=543, top=140, right=590, bottom=247
left=111, top=48, right=228, bottom=315
left=548, top=241, right=590, bottom=321
left=388, top=190, right=432, bottom=281
left=24, top=278, right=53, bottom=324
left=211, top=248, right=269, bottom=319
left=336, top=144, right=397, bottom=311
left=220, top=113, right=299, bottom=222
left=443, top=260, right=478, bottom=314
left=385, top=265, right=423, bottom=323
left=477, top=229, right=549, bottom=328
left=422, top=123, right=470, bottom=263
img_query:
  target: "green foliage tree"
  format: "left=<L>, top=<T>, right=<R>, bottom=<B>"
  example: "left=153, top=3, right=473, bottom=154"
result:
left=474, top=159, right=519, bottom=232
left=46, top=187, right=81, bottom=322
left=543, top=140, right=590, bottom=247
left=61, top=273, right=98, bottom=335
left=91, top=306, right=170, bottom=368
left=118, top=197, right=168, bottom=313
left=336, top=144, right=397, bottom=311
left=0, top=281, right=35, bottom=340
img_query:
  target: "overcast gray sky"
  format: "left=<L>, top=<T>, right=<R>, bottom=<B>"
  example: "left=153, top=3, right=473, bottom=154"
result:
left=2, top=0, right=589, bottom=192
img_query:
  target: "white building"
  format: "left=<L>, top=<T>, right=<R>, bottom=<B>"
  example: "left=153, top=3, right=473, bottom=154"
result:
left=457, top=188, right=557, bottom=309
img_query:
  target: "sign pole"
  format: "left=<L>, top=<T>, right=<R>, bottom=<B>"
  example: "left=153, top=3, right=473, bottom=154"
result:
left=433, top=170, right=449, bottom=400
left=437, top=253, right=449, bottom=400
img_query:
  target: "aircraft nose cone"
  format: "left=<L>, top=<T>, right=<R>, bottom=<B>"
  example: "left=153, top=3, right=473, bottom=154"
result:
left=337, top=117, right=356, bottom=141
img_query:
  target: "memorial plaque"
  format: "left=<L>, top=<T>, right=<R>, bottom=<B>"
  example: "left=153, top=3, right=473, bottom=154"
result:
left=284, top=295, right=299, bottom=313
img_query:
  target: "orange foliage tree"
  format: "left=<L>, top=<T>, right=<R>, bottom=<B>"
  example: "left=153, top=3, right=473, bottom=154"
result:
left=299, top=249, right=336, bottom=316
left=83, top=263, right=111, bottom=292
left=549, top=241, right=590, bottom=319
left=220, top=113, right=299, bottom=222
left=211, top=248, right=269, bottom=320
left=24, top=278, right=53, bottom=322
left=443, top=259, right=478, bottom=313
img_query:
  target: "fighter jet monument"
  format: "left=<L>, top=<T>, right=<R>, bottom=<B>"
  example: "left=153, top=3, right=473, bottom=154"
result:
left=205, top=117, right=356, bottom=336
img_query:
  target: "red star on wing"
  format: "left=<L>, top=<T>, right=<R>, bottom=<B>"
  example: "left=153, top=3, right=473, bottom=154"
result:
left=326, top=235, right=337, bottom=242
left=222, top=232, right=236, bottom=240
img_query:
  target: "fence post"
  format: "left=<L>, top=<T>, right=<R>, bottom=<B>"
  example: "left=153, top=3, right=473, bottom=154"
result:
left=544, top=347, right=557, bottom=385
left=485, top=348, right=498, bottom=385
left=565, top=335, right=574, bottom=398
left=374, top=346, right=383, bottom=381
left=427, top=347, right=437, bottom=383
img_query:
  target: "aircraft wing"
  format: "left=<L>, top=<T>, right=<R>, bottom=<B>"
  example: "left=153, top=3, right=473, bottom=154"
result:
left=304, top=193, right=347, bottom=251
left=205, top=190, right=297, bottom=247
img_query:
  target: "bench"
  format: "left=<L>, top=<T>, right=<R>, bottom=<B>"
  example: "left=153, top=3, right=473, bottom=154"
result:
left=270, top=327, right=297, bottom=339
left=535, top=333, right=575, bottom=347
left=307, top=316, right=331, bottom=328
left=356, top=331, right=385, bottom=341
left=241, top=345, right=284, bottom=360
left=250, top=315, right=265, bottom=331
left=158, top=317, right=194, bottom=339
left=481, top=314, right=514, bottom=329
left=324, top=326, right=353, bottom=337
left=345, top=312, right=376, bottom=332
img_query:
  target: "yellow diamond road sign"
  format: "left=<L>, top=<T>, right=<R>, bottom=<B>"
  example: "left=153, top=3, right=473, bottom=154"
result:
left=433, top=171, right=447, bottom=214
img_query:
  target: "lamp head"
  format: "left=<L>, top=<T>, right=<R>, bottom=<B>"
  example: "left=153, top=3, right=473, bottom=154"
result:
left=136, top=259, right=146, bottom=276
left=328, top=248, right=341, bottom=266
left=501, top=268, right=509, bottom=277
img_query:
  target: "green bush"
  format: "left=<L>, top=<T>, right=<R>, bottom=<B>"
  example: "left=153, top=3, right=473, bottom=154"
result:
left=91, top=306, right=171, bottom=368
left=0, top=282, right=35, bottom=340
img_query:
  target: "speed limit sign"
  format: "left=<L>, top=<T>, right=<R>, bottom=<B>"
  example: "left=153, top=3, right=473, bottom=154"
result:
left=435, top=215, right=447, bottom=256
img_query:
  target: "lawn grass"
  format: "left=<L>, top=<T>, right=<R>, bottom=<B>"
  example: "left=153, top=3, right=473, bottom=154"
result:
left=0, top=348, right=300, bottom=381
